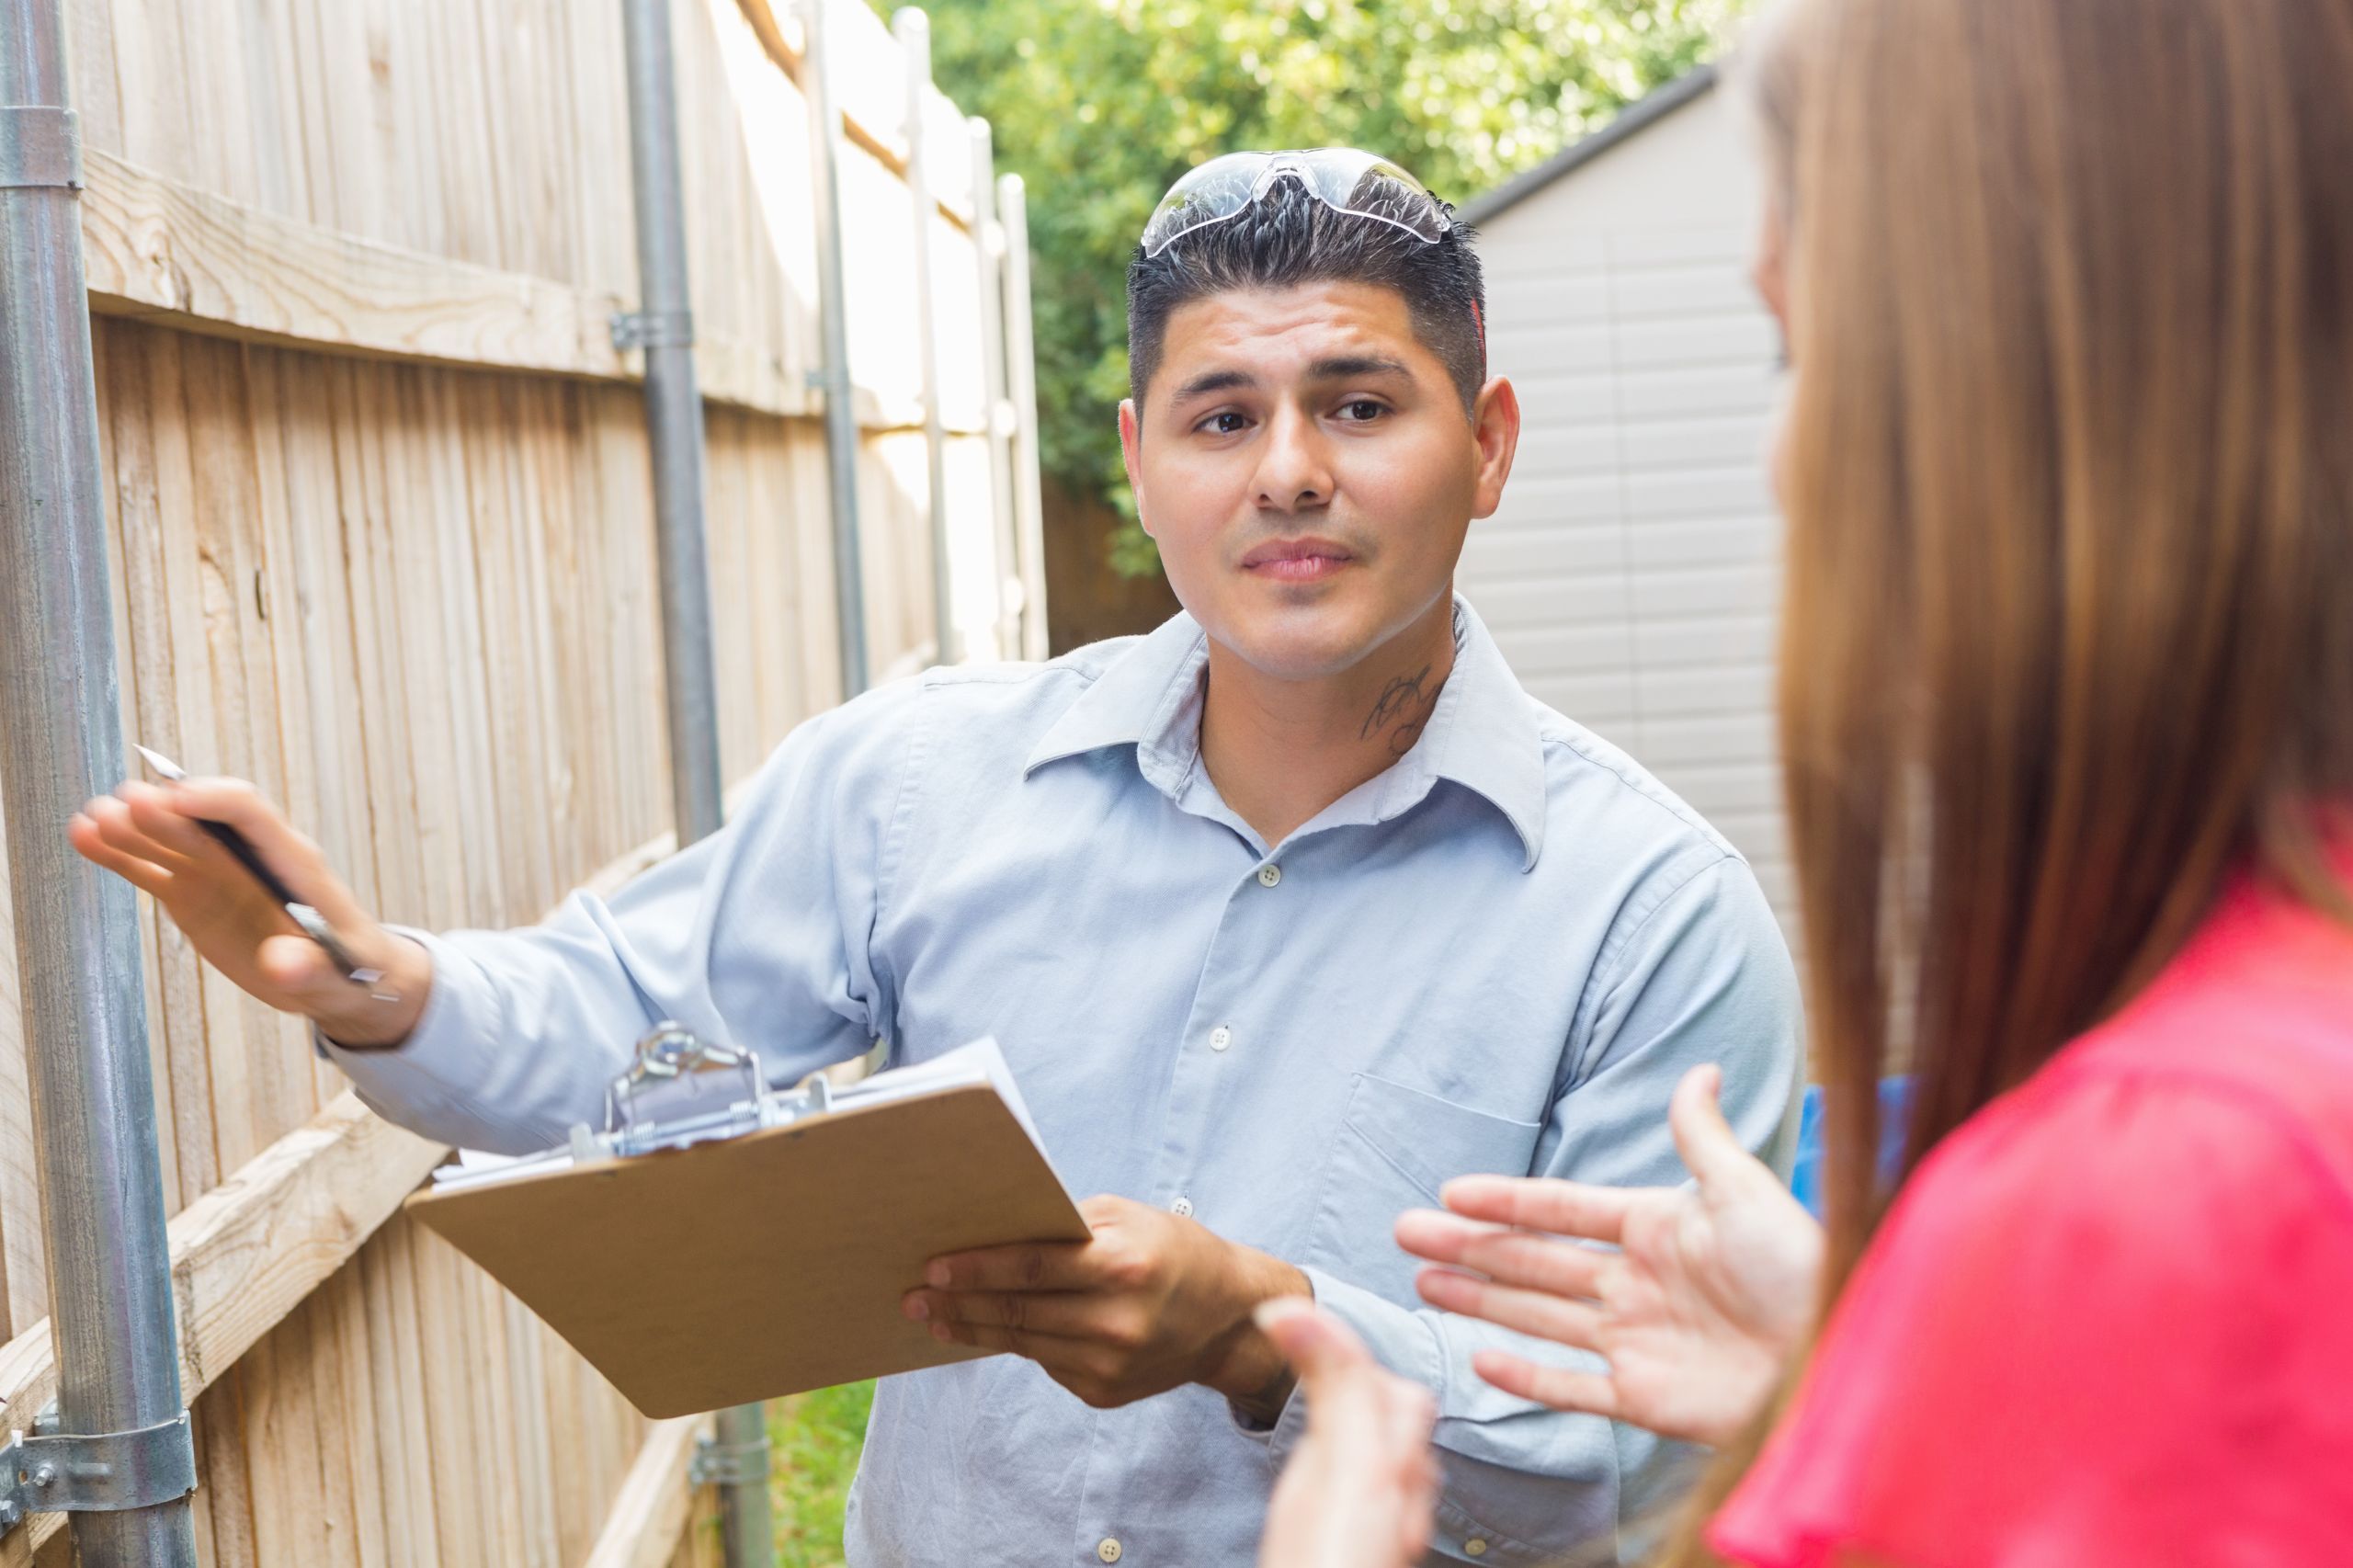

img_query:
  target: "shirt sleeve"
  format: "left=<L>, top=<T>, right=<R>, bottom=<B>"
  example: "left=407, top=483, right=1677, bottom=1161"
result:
left=1257, top=854, right=1806, bottom=1566
left=1709, top=1074, right=2353, bottom=1568
left=322, top=678, right=927, bottom=1153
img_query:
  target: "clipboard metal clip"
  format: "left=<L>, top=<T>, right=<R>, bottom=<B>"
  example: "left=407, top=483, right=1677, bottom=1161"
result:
left=601, top=1021, right=775, bottom=1159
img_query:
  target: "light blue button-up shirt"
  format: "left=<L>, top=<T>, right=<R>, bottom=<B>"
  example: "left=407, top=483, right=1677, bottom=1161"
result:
left=330, top=598, right=1801, bottom=1568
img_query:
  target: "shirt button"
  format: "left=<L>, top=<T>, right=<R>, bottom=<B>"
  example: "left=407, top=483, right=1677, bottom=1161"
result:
left=1465, top=1540, right=1488, bottom=1558
left=1170, top=1196, right=1194, bottom=1218
left=1097, top=1540, right=1123, bottom=1563
left=1256, top=863, right=1282, bottom=888
left=1209, top=1025, right=1233, bottom=1051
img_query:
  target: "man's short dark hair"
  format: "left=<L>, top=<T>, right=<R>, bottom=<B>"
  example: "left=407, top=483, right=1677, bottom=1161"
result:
left=1126, top=179, right=1487, bottom=415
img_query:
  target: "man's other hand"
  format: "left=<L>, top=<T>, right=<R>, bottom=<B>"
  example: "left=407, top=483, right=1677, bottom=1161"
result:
left=906, top=1194, right=1311, bottom=1418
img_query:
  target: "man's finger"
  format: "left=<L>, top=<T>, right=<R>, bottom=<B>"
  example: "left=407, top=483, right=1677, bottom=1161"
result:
left=1667, top=1063, right=1755, bottom=1190
left=1395, top=1210, right=1610, bottom=1300
left=924, top=1318, right=1091, bottom=1366
left=1468, top=1348, right=1620, bottom=1419
left=1415, top=1267, right=1604, bottom=1348
left=69, top=813, right=176, bottom=898
left=119, top=779, right=234, bottom=862
left=256, top=933, right=355, bottom=1005
left=169, top=776, right=301, bottom=850
left=903, top=1288, right=1114, bottom=1340
left=924, top=1240, right=1094, bottom=1293
left=1439, top=1174, right=1637, bottom=1244
left=83, top=794, right=199, bottom=876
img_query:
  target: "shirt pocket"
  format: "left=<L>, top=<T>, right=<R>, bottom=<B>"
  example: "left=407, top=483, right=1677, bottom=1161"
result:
left=1304, top=1074, right=1543, bottom=1305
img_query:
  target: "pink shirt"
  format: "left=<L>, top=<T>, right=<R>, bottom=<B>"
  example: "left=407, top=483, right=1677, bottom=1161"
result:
left=1711, top=862, right=2353, bottom=1567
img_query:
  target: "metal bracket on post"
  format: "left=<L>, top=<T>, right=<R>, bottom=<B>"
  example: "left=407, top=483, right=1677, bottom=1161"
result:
left=688, top=1432, right=772, bottom=1490
left=610, top=308, right=696, bottom=352
left=0, top=1411, right=197, bottom=1533
left=0, top=105, right=82, bottom=190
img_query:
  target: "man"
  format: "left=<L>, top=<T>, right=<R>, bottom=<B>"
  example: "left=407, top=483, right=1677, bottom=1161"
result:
left=74, top=150, right=1800, bottom=1566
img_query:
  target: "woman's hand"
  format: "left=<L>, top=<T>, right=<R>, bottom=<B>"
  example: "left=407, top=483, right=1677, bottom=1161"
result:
left=69, top=776, right=428, bottom=1046
left=1256, top=1300, right=1438, bottom=1568
left=1398, top=1065, right=1823, bottom=1446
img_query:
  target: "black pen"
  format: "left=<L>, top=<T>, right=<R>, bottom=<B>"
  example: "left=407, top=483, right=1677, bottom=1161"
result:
left=132, top=745, right=399, bottom=1002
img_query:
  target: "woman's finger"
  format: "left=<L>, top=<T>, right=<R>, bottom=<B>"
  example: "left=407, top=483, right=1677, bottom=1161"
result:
left=1395, top=1210, right=1610, bottom=1299
left=68, top=813, right=176, bottom=897
left=1668, top=1063, right=1757, bottom=1191
left=1256, top=1299, right=1375, bottom=1388
left=1439, top=1174, right=1639, bottom=1244
left=1469, top=1348, right=1620, bottom=1418
left=1415, top=1267, right=1605, bottom=1348
left=1392, top=1208, right=1500, bottom=1265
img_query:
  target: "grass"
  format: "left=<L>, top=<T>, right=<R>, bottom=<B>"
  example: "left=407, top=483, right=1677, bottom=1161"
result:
left=767, top=1381, right=876, bottom=1567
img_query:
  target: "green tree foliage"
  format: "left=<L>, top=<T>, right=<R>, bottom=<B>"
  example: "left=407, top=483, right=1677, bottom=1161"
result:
left=901, top=0, right=1748, bottom=574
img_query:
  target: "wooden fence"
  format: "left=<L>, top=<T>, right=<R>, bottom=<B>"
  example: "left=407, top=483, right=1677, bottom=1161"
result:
left=0, top=0, right=1036, bottom=1560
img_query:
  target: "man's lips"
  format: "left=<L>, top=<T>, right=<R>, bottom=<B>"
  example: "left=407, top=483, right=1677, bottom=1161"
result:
left=1240, top=538, right=1356, bottom=583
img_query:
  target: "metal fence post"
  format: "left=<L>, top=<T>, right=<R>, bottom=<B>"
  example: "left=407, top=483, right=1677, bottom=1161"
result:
left=968, top=119, right=1023, bottom=660
left=614, top=0, right=775, bottom=1561
left=996, top=173, right=1050, bottom=661
left=0, top=2, right=200, bottom=1563
left=803, top=0, right=869, bottom=698
left=894, top=7, right=955, bottom=669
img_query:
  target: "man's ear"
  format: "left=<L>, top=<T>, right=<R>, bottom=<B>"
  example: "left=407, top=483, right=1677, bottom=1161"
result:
left=1118, top=399, right=1155, bottom=538
left=1468, top=376, right=1521, bottom=522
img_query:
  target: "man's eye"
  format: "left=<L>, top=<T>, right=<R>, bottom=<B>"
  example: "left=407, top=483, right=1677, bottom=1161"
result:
left=1337, top=401, right=1387, bottom=422
left=1199, top=412, right=1251, bottom=435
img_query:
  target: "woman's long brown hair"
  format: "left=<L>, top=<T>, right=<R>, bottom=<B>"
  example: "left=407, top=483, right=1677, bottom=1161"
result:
left=1669, top=0, right=2353, bottom=1557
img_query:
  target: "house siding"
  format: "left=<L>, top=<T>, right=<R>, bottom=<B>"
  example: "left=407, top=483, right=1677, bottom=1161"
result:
left=1460, top=82, right=1800, bottom=943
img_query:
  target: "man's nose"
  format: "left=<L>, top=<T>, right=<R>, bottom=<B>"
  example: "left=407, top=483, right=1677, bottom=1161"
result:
left=1253, top=406, right=1335, bottom=513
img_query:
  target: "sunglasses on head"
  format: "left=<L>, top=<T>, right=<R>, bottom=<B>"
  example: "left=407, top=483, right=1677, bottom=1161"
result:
left=1140, top=148, right=1454, bottom=258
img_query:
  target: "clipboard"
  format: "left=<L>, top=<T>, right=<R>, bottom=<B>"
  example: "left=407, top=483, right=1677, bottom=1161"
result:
left=403, top=1025, right=1090, bottom=1418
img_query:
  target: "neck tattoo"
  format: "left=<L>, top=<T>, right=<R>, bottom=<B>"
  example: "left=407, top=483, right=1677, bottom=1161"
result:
left=1360, top=664, right=1439, bottom=757
left=1358, top=607, right=1467, bottom=759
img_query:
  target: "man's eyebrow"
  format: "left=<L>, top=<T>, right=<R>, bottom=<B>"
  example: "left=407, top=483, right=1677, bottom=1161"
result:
left=1167, top=369, right=1258, bottom=407
left=1306, top=355, right=1413, bottom=381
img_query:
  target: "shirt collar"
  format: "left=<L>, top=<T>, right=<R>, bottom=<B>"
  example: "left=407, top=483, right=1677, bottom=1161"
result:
left=1024, top=609, right=1216, bottom=793
left=1025, top=596, right=1547, bottom=869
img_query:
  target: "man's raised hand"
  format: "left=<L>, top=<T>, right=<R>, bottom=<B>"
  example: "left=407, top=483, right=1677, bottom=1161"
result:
left=70, top=776, right=428, bottom=1047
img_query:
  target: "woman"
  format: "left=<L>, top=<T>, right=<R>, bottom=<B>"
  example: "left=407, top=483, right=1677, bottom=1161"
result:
left=1258, top=0, right=2353, bottom=1561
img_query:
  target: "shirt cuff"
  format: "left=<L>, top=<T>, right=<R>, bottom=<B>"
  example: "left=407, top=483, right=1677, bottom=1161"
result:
left=313, top=927, right=507, bottom=1131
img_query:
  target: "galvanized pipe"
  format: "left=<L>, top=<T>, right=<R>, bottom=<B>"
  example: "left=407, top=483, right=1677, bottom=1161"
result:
left=620, top=0, right=726, bottom=848
left=996, top=174, right=1050, bottom=661
left=616, top=0, right=773, bottom=1560
left=0, top=2, right=199, bottom=1563
left=968, top=121, right=1022, bottom=659
left=894, top=7, right=955, bottom=669
left=803, top=0, right=869, bottom=697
